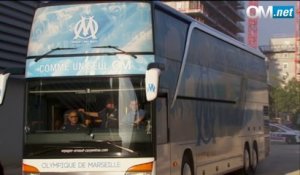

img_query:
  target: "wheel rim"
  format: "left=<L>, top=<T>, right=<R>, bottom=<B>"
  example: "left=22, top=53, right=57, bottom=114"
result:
left=244, top=149, right=250, bottom=171
left=183, top=163, right=192, bottom=175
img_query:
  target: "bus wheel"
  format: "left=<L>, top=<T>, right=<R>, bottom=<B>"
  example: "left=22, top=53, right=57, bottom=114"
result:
left=243, top=146, right=251, bottom=175
left=0, top=162, right=3, bottom=175
left=251, top=147, right=258, bottom=173
left=181, top=154, right=194, bottom=175
left=286, top=137, right=295, bottom=144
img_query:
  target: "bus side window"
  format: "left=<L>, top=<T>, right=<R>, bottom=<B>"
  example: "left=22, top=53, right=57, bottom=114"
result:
left=156, top=97, right=168, bottom=144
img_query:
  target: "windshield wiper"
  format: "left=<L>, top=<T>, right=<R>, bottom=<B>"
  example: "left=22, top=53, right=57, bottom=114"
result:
left=106, top=141, right=137, bottom=154
left=32, top=47, right=77, bottom=62
left=69, top=140, right=137, bottom=155
left=92, top=45, right=137, bottom=59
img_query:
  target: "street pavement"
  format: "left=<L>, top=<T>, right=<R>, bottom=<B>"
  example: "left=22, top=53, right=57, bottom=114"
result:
left=256, top=143, right=300, bottom=175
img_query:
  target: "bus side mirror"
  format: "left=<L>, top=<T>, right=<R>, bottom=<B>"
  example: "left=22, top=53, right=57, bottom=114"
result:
left=0, top=73, right=10, bottom=105
left=145, top=63, right=164, bottom=101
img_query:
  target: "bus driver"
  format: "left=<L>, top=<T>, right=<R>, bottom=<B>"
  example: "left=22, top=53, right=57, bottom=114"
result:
left=61, top=110, right=84, bottom=131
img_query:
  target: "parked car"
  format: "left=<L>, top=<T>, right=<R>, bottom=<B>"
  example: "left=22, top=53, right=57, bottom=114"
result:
left=270, top=123, right=300, bottom=144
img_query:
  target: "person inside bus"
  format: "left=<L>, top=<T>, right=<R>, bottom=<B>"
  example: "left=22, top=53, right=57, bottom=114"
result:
left=61, top=110, right=84, bottom=131
left=122, top=99, right=148, bottom=151
left=122, top=99, right=146, bottom=128
left=83, top=116, right=93, bottom=128
left=54, top=119, right=63, bottom=130
left=78, top=98, right=118, bottom=129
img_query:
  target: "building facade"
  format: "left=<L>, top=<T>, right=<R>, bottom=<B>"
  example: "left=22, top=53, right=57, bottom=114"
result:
left=260, top=37, right=298, bottom=87
left=0, top=1, right=40, bottom=174
left=163, top=1, right=245, bottom=42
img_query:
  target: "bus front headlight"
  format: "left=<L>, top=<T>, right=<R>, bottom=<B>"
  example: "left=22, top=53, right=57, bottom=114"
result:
left=23, top=164, right=40, bottom=175
left=125, top=162, right=153, bottom=175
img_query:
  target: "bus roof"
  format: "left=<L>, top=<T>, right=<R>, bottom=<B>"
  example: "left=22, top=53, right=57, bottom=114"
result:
left=36, top=1, right=266, bottom=60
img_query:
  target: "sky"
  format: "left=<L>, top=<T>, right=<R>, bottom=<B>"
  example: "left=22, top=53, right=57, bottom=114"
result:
left=253, top=1, right=296, bottom=46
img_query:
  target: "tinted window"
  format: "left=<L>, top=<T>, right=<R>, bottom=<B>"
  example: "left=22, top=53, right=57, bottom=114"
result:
left=154, top=9, right=188, bottom=61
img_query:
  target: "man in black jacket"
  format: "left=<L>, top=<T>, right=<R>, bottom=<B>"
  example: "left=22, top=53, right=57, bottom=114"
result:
left=79, top=98, right=118, bottom=129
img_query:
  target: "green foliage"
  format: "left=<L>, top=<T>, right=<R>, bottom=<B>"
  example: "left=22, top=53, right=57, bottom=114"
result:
left=270, top=78, right=300, bottom=118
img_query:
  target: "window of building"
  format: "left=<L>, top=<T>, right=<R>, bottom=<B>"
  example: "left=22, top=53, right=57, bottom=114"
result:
left=189, top=2, right=203, bottom=11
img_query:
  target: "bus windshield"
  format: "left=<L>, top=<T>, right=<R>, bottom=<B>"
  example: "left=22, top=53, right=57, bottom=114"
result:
left=24, top=77, right=153, bottom=158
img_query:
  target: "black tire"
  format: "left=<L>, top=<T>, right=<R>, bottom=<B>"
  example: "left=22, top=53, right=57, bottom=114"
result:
left=181, top=154, right=194, bottom=175
left=251, top=147, right=258, bottom=173
left=243, top=146, right=252, bottom=175
left=0, top=162, right=4, bottom=175
left=286, top=136, right=296, bottom=144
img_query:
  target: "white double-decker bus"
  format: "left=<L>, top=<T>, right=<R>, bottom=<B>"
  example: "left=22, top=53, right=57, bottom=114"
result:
left=0, top=1, right=269, bottom=175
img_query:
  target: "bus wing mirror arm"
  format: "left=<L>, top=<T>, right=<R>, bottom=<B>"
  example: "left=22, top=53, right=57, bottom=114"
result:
left=0, top=67, right=25, bottom=105
left=0, top=73, right=10, bottom=105
left=145, top=63, right=165, bottom=101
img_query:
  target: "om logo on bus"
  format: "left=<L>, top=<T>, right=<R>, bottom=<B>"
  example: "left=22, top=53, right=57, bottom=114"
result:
left=74, top=16, right=99, bottom=40
left=147, top=84, right=156, bottom=92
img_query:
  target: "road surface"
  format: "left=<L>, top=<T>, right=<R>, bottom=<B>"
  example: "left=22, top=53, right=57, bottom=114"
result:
left=256, top=143, right=300, bottom=175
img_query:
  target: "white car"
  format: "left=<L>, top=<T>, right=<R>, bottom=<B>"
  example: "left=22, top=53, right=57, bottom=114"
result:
left=270, top=123, right=300, bottom=144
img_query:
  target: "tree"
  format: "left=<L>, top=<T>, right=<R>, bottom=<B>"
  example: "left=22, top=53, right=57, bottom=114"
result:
left=270, top=78, right=300, bottom=124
